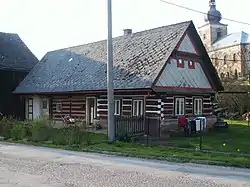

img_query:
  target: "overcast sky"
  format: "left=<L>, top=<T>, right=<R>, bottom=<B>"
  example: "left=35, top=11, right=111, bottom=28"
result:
left=0, top=0, right=249, bottom=59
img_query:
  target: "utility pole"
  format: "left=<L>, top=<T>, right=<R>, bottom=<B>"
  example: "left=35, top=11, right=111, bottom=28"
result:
left=107, top=0, right=115, bottom=142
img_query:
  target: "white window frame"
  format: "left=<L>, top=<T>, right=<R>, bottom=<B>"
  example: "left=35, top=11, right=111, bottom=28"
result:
left=114, top=100, right=121, bottom=115
left=194, top=98, right=203, bottom=116
left=175, top=97, right=185, bottom=116
left=56, top=103, right=62, bottom=112
left=133, top=100, right=143, bottom=116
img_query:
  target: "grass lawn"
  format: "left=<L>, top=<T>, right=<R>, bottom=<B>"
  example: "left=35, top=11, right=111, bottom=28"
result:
left=166, top=120, right=250, bottom=154
left=2, top=119, right=250, bottom=168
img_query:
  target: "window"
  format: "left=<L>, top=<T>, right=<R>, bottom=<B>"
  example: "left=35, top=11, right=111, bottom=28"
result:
left=42, top=100, right=48, bottom=109
left=220, top=72, right=224, bottom=79
left=56, top=103, right=62, bottom=112
left=194, top=98, right=203, bottom=116
left=114, top=100, right=121, bottom=115
left=203, top=34, right=206, bottom=40
left=175, top=98, right=185, bottom=116
left=223, top=55, right=227, bottom=65
left=214, top=57, right=219, bottom=66
left=133, top=100, right=143, bottom=116
left=234, top=69, right=238, bottom=79
left=28, top=98, right=33, bottom=120
left=226, top=72, right=230, bottom=78
left=217, top=28, right=222, bottom=39
left=217, top=31, right=222, bottom=39
left=188, top=60, right=195, bottom=69
left=177, top=59, right=184, bottom=68
left=233, top=54, right=236, bottom=62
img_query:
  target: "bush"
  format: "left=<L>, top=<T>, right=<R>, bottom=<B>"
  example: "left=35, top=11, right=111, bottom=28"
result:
left=30, top=117, right=54, bottom=142
left=10, top=122, right=27, bottom=140
left=0, top=117, right=16, bottom=138
left=0, top=116, right=105, bottom=146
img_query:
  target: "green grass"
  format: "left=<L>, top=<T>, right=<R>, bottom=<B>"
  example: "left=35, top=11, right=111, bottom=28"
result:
left=2, top=119, right=250, bottom=168
left=166, top=120, right=250, bottom=154
left=4, top=138, right=250, bottom=168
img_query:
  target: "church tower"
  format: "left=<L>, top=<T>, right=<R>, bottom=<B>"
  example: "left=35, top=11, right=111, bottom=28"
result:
left=198, top=0, right=228, bottom=50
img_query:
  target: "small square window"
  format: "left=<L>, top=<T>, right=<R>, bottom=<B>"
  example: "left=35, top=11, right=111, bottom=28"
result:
left=42, top=100, right=48, bottom=109
left=177, top=59, right=184, bottom=68
left=188, top=60, right=195, bottom=69
left=56, top=103, right=62, bottom=112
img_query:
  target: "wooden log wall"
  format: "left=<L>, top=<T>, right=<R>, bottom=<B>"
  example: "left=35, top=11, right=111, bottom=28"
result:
left=161, top=94, right=213, bottom=118
left=97, top=97, right=108, bottom=119
left=145, top=96, right=162, bottom=117
left=96, top=95, right=162, bottom=119
left=51, top=95, right=86, bottom=121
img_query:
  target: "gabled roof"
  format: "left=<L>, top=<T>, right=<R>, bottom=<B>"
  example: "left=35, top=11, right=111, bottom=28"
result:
left=14, top=20, right=223, bottom=94
left=212, top=31, right=250, bottom=49
left=0, top=32, right=38, bottom=72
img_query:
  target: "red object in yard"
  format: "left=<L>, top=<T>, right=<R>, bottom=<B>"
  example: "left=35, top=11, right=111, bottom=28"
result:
left=178, top=117, right=188, bottom=128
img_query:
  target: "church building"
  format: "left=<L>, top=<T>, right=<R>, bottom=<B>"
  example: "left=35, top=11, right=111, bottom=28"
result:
left=198, top=0, right=250, bottom=80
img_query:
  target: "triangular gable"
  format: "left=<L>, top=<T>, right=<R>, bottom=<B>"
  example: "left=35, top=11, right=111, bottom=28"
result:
left=177, top=34, right=198, bottom=55
left=153, top=58, right=212, bottom=90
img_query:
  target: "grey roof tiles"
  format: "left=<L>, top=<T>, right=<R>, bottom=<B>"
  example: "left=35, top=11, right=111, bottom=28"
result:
left=0, top=32, right=38, bottom=72
left=15, top=21, right=191, bottom=93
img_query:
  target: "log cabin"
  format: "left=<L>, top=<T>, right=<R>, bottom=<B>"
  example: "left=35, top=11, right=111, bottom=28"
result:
left=0, top=32, right=38, bottom=120
left=14, top=21, right=223, bottom=134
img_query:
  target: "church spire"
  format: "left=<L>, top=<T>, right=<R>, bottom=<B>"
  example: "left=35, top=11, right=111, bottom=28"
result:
left=205, top=0, right=222, bottom=24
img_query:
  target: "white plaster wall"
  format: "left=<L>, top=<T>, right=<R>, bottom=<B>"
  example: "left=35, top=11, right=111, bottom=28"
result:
left=25, top=96, right=50, bottom=120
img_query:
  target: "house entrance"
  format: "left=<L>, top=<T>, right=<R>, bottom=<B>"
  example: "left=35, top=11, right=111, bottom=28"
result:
left=86, top=97, right=96, bottom=125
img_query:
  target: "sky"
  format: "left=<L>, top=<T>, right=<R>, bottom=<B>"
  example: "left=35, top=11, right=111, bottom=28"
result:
left=0, top=0, right=249, bottom=60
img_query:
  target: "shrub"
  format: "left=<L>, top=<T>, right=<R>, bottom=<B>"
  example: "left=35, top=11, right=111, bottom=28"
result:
left=10, top=122, right=27, bottom=140
left=0, top=117, right=16, bottom=138
left=30, top=117, right=53, bottom=142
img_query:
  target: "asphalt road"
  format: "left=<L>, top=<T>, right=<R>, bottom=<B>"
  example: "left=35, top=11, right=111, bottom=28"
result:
left=0, top=142, right=250, bottom=187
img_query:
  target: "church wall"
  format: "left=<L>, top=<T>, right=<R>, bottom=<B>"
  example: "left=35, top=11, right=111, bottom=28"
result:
left=207, top=45, right=242, bottom=78
left=242, top=44, right=250, bottom=74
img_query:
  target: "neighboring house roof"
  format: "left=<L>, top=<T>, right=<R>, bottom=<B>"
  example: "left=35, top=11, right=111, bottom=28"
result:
left=14, top=20, right=223, bottom=94
left=212, top=31, right=250, bottom=49
left=0, top=32, right=38, bottom=72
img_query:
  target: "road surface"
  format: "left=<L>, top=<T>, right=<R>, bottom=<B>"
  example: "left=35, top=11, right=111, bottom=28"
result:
left=0, top=142, right=250, bottom=187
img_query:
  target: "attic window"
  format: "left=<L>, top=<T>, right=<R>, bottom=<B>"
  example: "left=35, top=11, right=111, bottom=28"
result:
left=188, top=60, right=195, bottom=69
left=177, top=59, right=184, bottom=68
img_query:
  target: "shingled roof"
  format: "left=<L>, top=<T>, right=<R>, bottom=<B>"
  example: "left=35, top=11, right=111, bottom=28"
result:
left=14, top=20, right=223, bottom=94
left=0, top=32, right=38, bottom=72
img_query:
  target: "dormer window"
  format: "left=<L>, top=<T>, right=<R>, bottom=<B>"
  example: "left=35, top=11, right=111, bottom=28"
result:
left=177, top=59, right=184, bottom=68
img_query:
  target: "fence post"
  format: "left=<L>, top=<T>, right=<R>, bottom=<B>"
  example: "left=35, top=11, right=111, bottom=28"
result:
left=199, top=119, right=202, bottom=150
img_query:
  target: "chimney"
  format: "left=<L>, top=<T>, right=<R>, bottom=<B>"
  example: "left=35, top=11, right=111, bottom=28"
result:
left=123, top=29, right=132, bottom=36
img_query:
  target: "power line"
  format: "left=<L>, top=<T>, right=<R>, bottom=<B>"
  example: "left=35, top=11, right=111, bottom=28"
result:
left=159, top=0, right=250, bottom=26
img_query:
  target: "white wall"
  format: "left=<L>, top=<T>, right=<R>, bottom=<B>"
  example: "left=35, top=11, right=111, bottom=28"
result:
left=25, top=95, right=50, bottom=120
